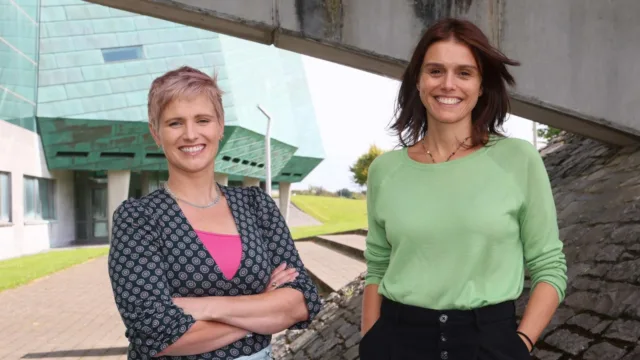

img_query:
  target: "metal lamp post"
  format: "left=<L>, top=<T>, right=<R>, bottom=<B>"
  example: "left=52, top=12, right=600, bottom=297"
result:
left=257, top=104, right=272, bottom=197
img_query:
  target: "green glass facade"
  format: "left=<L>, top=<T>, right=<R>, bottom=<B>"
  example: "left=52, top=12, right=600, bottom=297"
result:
left=0, top=0, right=324, bottom=250
left=33, top=0, right=324, bottom=183
left=0, top=0, right=40, bottom=131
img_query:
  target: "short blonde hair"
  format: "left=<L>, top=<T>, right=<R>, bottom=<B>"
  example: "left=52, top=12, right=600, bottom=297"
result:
left=147, top=66, right=224, bottom=130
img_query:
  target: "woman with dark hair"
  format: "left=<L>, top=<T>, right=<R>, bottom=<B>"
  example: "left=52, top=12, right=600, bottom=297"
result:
left=359, top=18, right=567, bottom=359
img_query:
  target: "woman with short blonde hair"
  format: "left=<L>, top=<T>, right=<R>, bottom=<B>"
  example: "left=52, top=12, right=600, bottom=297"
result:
left=108, top=66, right=321, bottom=360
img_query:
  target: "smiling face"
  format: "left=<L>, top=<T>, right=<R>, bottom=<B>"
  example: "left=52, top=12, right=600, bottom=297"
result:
left=417, top=38, right=482, bottom=126
left=150, top=93, right=222, bottom=175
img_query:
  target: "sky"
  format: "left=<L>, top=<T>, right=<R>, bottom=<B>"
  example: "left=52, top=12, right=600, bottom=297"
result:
left=294, top=55, right=546, bottom=192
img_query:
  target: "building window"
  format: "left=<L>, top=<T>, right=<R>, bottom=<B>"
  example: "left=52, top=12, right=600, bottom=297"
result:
left=0, top=172, right=10, bottom=222
left=101, top=46, right=144, bottom=62
left=24, top=176, right=55, bottom=221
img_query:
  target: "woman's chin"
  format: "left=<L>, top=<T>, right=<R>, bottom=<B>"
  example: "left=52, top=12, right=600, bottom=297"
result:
left=430, top=114, right=470, bottom=125
left=169, top=159, right=215, bottom=174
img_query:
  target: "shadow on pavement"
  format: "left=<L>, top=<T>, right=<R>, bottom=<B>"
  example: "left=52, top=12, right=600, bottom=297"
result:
left=22, top=347, right=128, bottom=358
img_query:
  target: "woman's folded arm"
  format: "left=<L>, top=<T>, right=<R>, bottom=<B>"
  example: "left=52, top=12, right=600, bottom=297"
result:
left=109, top=200, right=249, bottom=358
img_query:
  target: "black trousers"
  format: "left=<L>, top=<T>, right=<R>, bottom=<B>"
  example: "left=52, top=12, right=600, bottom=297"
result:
left=359, top=297, right=532, bottom=360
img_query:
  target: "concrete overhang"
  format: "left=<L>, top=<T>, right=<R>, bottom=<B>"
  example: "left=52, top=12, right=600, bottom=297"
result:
left=84, top=0, right=640, bottom=146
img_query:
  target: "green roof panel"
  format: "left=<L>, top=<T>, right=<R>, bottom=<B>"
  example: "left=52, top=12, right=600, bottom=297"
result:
left=36, top=118, right=309, bottom=180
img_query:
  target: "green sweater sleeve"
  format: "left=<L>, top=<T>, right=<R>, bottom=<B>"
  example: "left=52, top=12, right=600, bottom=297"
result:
left=363, top=157, right=391, bottom=286
left=519, top=143, right=568, bottom=303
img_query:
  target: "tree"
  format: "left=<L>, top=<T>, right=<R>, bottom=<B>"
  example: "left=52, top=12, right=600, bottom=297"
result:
left=336, top=188, right=354, bottom=199
left=349, top=144, right=385, bottom=187
left=307, top=185, right=334, bottom=197
left=537, top=126, right=562, bottom=141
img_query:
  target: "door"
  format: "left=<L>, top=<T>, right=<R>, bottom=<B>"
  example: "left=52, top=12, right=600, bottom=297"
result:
left=90, top=185, right=109, bottom=241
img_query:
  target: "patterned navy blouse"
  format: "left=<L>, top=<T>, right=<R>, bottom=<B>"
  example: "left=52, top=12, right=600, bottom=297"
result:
left=108, top=185, right=322, bottom=360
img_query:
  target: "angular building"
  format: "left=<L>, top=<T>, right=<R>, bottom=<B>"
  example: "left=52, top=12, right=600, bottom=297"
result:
left=0, top=0, right=324, bottom=260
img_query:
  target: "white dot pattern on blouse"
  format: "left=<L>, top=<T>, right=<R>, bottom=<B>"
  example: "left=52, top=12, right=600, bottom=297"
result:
left=108, top=185, right=322, bottom=360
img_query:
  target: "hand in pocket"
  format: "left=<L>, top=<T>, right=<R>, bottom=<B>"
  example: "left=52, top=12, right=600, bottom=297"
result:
left=517, top=333, right=533, bottom=352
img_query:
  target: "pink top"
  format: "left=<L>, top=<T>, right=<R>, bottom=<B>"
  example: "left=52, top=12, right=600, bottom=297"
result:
left=195, top=230, right=242, bottom=280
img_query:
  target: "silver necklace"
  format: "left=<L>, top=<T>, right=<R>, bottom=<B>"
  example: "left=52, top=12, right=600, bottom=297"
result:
left=421, top=136, right=470, bottom=163
left=163, top=182, right=221, bottom=209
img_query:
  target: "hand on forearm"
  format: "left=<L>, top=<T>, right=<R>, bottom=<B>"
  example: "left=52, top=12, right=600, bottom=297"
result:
left=155, top=320, right=249, bottom=357
left=517, top=281, right=560, bottom=350
left=172, top=264, right=305, bottom=334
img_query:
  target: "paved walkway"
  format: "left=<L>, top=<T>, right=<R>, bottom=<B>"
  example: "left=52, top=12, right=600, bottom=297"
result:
left=295, top=241, right=366, bottom=291
left=276, top=202, right=322, bottom=228
left=0, top=236, right=366, bottom=360
left=317, top=234, right=366, bottom=251
left=0, top=257, right=128, bottom=360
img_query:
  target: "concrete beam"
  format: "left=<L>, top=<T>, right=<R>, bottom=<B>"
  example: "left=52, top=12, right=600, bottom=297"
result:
left=84, top=0, right=640, bottom=145
left=500, top=0, right=640, bottom=146
left=509, top=96, right=640, bottom=147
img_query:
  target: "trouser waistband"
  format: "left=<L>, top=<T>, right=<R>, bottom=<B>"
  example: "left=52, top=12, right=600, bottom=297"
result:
left=380, top=297, right=516, bottom=327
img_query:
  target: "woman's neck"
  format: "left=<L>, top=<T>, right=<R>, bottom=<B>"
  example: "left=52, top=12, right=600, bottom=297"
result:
left=165, top=165, right=218, bottom=203
left=423, top=118, right=473, bottom=159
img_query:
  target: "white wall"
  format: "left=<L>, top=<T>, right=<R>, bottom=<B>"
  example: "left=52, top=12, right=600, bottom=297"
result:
left=0, top=121, right=75, bottom=260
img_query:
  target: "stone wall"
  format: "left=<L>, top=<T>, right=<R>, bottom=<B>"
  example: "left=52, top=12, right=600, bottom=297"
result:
left=273, top=133, right=640, bottom=360
left=272, top=274, right=366, bottom=360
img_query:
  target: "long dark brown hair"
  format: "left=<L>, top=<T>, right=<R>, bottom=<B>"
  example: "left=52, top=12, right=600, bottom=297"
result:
left=390, top=18, right=520, bottom=148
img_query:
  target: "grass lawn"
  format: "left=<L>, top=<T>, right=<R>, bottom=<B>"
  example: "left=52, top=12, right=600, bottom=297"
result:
left=0, top=196, right=364, bottom=291
left=290, top=195, right=367, bottom=239
left=0, top=246, right=109, bottom=292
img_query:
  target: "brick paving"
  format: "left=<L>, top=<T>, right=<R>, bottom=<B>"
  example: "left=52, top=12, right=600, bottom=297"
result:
left=0, top=236, right=367, bottom=360
left=0, top=256, right=128, bottom=360
left=295, top=241, right=366, bottom=291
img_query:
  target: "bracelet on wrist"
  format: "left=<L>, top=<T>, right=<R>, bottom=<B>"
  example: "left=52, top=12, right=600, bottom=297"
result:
left=516, top=330, right=534, bottom=351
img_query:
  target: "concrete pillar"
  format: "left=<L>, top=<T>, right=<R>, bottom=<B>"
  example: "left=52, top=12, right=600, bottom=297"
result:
left=140, top=171, right=150, bottom=195
left=279, top=182, right=291, bottom=224
left=242, top=177, right=260, bottom=188
left=216, top=173, right=229, bottom=186
left=108, top=170, right=131, bottom=241
left=49, top=170, right=76, bottom=247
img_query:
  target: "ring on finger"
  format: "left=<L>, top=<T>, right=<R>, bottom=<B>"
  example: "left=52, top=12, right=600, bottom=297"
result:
left=271, top=281, right=278, bottom=288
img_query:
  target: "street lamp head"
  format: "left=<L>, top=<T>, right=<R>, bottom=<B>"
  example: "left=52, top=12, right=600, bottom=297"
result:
left=256, top=104, right=272, bottom=120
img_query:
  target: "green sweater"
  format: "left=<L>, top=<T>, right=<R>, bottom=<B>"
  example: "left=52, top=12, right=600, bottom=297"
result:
left=364, top=136, right=567, bottom=310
